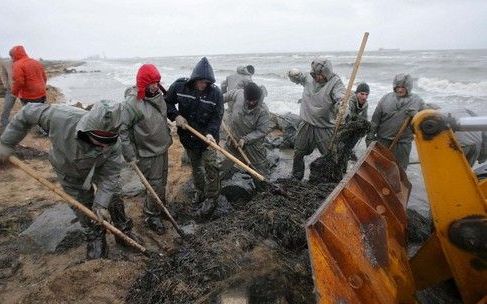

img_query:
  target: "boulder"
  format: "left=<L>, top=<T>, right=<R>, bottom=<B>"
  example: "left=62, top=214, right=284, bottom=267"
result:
left=275, top=113, right=301, bottom=149
left=221, top=172, right=255, bottom=203
left=19, top=204, right=84, bottom=253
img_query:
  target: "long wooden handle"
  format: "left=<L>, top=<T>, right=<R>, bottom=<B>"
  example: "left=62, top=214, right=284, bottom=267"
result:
left=183, top=124, right=265, bottom=181
left=129, top=162, right=185, bottom=237
left=330, top=32, right=369, bottom=149
left=8, top=155, right=147, bottom=254
left=221, top=122, right=253, bottom=166
left=389, top=116, right=413, bottom=150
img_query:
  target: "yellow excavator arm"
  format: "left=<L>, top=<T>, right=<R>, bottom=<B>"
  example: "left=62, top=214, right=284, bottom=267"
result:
left=409, top=110, right=487, bottom=304
left=306, top=110, right=487, bottom=303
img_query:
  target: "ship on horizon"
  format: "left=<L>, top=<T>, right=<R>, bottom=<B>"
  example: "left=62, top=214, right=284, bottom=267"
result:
left=378, top=48, right=400, bottom=52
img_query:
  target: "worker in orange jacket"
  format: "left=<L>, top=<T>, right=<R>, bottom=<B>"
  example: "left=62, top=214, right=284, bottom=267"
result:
left=10, top=45, right=47, bottom=104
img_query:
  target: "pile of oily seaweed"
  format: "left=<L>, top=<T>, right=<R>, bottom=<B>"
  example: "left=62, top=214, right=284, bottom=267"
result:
left=309, top=115, right=370, bottom=184
left=127, top=180, right=336, bottom=304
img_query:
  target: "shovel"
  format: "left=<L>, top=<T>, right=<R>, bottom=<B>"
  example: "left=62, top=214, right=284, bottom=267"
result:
left=182, top=123, right=289, bottom=197
left=8, top=155, right=156, bottom=256
left=389, top=115, right=413, bottom=150
left=129, top=161, right=186, bottom=238
left=221, top=121, right=255, bottom=168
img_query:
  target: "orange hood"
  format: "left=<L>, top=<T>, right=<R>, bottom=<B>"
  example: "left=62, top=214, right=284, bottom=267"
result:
left=9, top=45, right=28, bottom=62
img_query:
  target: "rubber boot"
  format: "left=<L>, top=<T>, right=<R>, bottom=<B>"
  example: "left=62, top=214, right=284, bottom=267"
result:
left=191, top=190, right=205, bottom=207
left=195, top=198, right=217, bottom=221
left=86, top=228, right=108, bottom=260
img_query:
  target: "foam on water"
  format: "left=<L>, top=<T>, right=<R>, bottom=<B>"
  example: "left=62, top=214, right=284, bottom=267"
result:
left=417, top=77, right=487, bottom=97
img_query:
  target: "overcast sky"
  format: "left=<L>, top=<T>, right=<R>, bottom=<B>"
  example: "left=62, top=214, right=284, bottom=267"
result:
left=2, top=0, right=486, bottom=59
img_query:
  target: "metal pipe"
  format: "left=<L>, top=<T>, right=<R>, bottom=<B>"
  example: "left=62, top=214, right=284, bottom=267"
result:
left=450, top=116, right=487, bottom=131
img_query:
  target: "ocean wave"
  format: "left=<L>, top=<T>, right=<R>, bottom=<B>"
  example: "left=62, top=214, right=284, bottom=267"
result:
left=255, top=72, right=288, bottom=80
left=335, top=61, right=398, bottom=68
left=417, top=77, right=487, bottom=97
left=214, top=68, right=235, bottom=74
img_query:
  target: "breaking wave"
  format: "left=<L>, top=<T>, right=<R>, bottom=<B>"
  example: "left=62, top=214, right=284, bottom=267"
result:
left=417, top=77, right=487, bottom=97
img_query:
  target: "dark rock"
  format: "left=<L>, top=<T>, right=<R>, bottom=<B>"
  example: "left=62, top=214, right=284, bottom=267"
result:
left=275, top=113, right=301, bottom=149
left=416, top=279, right=462, bottom=304
left=19, top=204, right=84, bottom=253
left=221, top=172, right=255, bottom=203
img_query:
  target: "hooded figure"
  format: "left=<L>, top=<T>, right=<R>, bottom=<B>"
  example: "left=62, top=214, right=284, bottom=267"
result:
left=287, top=57, right=346, bottom=180
left=0, top=100, right=139, bottom=260
left=221, top=82, right=271, bottom=181
left=367, top=73, right=425, bottom=169
left=120, top=64, right=172, bottom=233
left=166, top=57, right=224, bottom=219
left=9, top=45, right=47, bottom=103
left=221, top=65, right=254, bottom=94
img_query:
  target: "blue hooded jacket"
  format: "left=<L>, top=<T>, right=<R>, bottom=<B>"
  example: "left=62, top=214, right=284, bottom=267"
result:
left=166, top=57, right=223, bottom=151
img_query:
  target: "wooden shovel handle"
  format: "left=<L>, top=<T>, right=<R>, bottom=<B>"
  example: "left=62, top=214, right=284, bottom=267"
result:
left=8, top=155, right=147, bottom=254
left=183, top=124, right=265, bottom=181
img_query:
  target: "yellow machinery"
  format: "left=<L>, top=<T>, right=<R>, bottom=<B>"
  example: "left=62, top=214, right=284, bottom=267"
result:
left=306, top=110, right=487, bottom=303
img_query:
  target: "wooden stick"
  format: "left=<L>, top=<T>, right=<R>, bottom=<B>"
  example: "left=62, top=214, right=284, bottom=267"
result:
left=329, top=32, right=369, bottom=150
left=8, top=155, right=147, bottom=254
left=129, top=162, right=186, bottom=237
left=183, top=124, right=265, bottom=181
left=389, top=116, right=413, bottom=150
left=221, top=121, right=253, bottom=166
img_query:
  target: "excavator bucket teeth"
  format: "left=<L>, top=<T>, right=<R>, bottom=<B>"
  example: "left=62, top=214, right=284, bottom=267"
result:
left=306, top=142, right=416, bottom=304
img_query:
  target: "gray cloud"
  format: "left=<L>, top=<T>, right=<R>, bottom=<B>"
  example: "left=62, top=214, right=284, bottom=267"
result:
left=1, top=0, right=486, bottom=59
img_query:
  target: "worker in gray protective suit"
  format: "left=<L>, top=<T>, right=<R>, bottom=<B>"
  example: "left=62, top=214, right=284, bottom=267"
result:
left=456, top=130, right=487, bottom=166
left=120, top=64, right=172, bottom=233
left=367, top=74, right=425, bottom=170
left=221, top=82, right=271, bottom=182
left=346, top=82, right=370, bottom=161
left=349, top=82, right=369, bottom=119
left=0, top=100, right=139, bottom=260
left=221, top=65, right=255, bottom=94
left=288, top=57, right=346, bottom=180
left=448, top=108, right=487, bottom=166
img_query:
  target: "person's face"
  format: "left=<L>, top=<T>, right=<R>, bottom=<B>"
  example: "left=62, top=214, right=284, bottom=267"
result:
left=246, top=99, right=258, bottom=109
left=356, top=92, right=369, bottom=104
left=311, top=72, right=326, bottom=84
left=147, top=83, right=159, bottom=94
left=88, top=136, right=110, bottom=149
left=195, top=80, right=208, bottom=92
left=395, top=86, right=407, bottom=97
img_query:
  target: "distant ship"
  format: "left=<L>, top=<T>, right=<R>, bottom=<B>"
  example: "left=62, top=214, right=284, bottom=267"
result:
left=378, top=48, right=400, bottom=52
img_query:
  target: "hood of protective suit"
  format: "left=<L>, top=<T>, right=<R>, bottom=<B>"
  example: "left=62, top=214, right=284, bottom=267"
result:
left=136, top=64, right=161, bottom=100
left=243, top=84, right=267, bottom=113
left=9, top=45, right=28, bottom=62
left=393, top=73, right=413, bottom=95
left=237, top=65, right=254, bottom=76
left=311, top=57, right=334, bottom=80
left=76, top=100, right=123, bottom=133
left=189, top=57, right=216, bottom=84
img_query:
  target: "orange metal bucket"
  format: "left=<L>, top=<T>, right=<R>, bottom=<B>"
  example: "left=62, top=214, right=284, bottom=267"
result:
left=306, top=142, right=416, bottom=303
